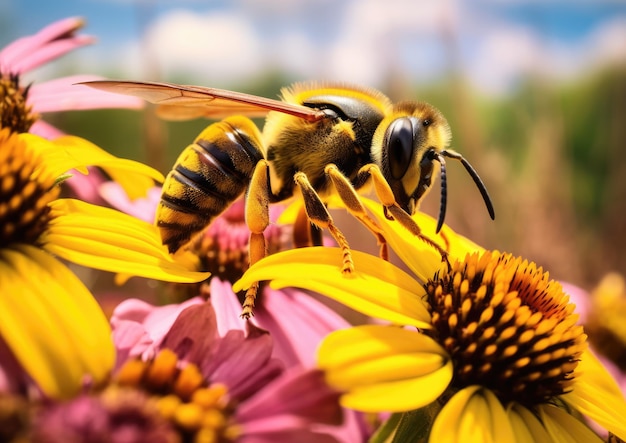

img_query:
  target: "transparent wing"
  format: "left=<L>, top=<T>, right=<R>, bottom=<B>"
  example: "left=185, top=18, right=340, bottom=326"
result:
left=80, top=80, right=326, bottom=122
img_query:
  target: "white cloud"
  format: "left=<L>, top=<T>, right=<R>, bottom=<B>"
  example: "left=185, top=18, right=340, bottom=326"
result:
left=73, top=2, right=625, bottom=98
left=141, top=9, right=264, bottom=84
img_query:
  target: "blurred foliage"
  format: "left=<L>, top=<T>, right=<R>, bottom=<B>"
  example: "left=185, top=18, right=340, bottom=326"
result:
left=50, top=64, right=625, bottom=290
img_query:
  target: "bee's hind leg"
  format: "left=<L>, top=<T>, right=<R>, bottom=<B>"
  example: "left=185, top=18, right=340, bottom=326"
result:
left=294, top=171, right=354, bottom=274
left=324, top=164, right=389, bottom=261
left=241, top=160, right=271, bottom=319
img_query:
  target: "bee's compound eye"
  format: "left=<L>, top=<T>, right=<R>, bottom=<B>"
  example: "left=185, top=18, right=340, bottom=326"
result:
left=385, top=117, right=415, bottom=180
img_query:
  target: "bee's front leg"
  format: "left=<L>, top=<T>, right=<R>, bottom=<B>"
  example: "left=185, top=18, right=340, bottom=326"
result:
left=354, top=164, right=449, bottom=266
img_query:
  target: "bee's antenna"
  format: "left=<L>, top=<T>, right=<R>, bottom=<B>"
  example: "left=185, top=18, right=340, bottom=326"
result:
left=441, top=149, right=495, bottom=221
left=429, top=151, right=448, bottom=234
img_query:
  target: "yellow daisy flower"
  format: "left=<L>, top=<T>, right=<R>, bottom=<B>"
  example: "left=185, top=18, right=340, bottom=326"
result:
left=0, top=128, right=208, bottom=399
left=235, top=198, right=626, bottom=442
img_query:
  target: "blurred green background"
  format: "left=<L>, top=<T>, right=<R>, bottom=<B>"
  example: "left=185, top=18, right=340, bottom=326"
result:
left=3, top=0, right=625, bottom=295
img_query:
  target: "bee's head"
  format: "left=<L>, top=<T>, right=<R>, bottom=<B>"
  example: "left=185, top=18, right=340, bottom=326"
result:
left=373, top=102, right=494, bottom=232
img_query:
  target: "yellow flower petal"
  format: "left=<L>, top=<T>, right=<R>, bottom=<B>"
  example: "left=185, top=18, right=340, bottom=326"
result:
left=562, top=350, right=626, bottom=440
left=0, top=245, right=114, bottom=398
left=361, top=197, right=484, bottom=281
left=22, top=133, right=164, bottom=198
left=430, top=386, right=515, bottom=443
left=538, top=403, right=603, bottom=443
left=41, top=199, right=209, bottom=283
left=318, top=325, right=452, bottom=412
left=506, top=403, right=552, bottom=443
left=234, top=247, right=431, bottom=326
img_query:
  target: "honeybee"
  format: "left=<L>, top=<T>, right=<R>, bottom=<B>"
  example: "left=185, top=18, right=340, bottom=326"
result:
left=83, top=80, right=495, bottom=318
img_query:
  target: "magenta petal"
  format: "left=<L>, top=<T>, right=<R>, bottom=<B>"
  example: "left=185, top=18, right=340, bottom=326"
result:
left=111, top=299, right=156, bottom=324
left=64, top=167, right=108, bottom=206
left=0, top=335, right=32, bottom=395
left=0, top=17, right=85, bottom=69
left=12, top=36, right=95, bottom=74
left=237, top=368, right=342, bottom=425
left=254, top=287, right=350, bottom=368
left=29, top=75, right=144, bottom=113
left=161, top=302, right=219, bottom=364
left=111, top=320, right=154, bottom=367
left=209, top=278, right=248, bottom=336
left=560, top=281, right=591, bottom=323
left=99, top=182, right=160, bottom=223
left=203, top=330, right=283, bottom=400
left=141, top=297, right=205, bottom=349
left=29, top=119, right=64, bottom=139
left=238, top=423, right=340, bottom=443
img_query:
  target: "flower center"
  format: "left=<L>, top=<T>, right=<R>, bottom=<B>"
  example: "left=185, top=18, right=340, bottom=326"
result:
left=0, top=74, right=38, bottom=133
left=115, top=349, right=240, bottom=442
left=425, top=251, right=587, bottom=405
left=192, top=200, right=288, bottom=284
left=0, top=129, right=59, bottom=248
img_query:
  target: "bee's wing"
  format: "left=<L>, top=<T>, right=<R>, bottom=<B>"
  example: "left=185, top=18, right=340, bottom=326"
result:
left=81, top=80, right=326, bottom=122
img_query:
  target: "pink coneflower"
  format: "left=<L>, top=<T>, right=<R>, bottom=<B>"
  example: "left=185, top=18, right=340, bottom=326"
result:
left=0, top=16, right=142, bottom=138
left=0, top=17, right=145, bottom=204
left=30, top=302, right=346, bottom=443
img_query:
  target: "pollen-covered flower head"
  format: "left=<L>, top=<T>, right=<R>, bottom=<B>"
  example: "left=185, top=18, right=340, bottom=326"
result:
left=425, top=251, right=586, bottom=405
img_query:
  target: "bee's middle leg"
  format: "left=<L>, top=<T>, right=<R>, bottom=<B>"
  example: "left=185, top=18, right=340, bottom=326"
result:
left=294, top=171, right=354, bottom=274
left=324, top=164, right=389, bottom=261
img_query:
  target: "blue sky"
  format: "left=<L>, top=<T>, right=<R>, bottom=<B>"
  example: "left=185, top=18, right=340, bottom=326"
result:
left=2, top=0, right=625, bottom=95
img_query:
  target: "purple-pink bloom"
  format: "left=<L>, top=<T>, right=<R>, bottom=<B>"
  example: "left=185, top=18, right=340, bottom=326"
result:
left=0, top=17, right=143, bottom=139
left=159, top=301, right=345, bottom=442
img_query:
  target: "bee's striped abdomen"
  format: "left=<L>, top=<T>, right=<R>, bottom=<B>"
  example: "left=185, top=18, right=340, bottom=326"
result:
left=156, top=117, right=264, bottom=253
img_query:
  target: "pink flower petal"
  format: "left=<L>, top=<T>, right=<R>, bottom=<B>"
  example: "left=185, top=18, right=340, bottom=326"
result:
left=209, top=278, right=248, bottom=336
left=237, top=368, right=342, bottom=425
left=161, top=302, right=219, bottom=365
left=111, top=320, right=154, bottom=367
left=29, top=119, right=65, bottom=139
left=110, top=297, right=205, bottom=361
left=142, top=297, right=205, bottom=350
left=238, top=422, right=340, bottom=443
left=561, top=281, right=591, bottom=323
left=12, top=36, right=95, bottom=74
left=99, top=182, right=160, bottom=223
left=110, top=298, right=156, bottom=324
left=0, top=17, right=88, bottom=72
left=0, top=335, right=32, bottom=395
left=254, top=287, right=350, bottom=368
left=64, top=167, right=108, bottom=206
left=29, top=75, right=144, bottom=113
left=203, top=329, right=283, bottom=400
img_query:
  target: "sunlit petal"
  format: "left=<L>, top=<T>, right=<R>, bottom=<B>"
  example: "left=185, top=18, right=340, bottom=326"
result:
left=41, top=199, right=209, bottom=283
left=361, top=197, right=483, bottom=281
left=0, top=245, right=114, bottom=398
left=506, top=403, right=552, bottom=443
left=234, top=247, right=432, bottom=327
left=30, top=75, right=143, bottom=113
left=318, top=325, right=451, bottom=412
left=50, top=135, right=163, bottom=199
left=563, top=350, right=626, bottom=440
left=430, top=386, right=515, bottom=443
left=538, top=403, right=603, bottom=442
